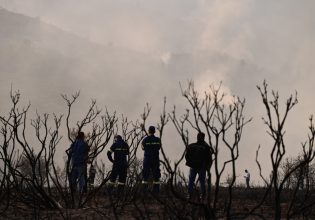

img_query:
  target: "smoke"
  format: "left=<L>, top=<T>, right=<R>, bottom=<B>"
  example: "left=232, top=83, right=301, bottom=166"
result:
left=1, top=0, right=315, bottom=184
left=160, top=52, right=171, bottom=65
left=196, top=0, right=253, bottom=60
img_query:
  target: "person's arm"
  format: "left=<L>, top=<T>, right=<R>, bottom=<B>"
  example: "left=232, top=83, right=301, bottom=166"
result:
left=157, top=138, right=161, bottom=151
left=126, top=143, right=130, bottom=160
left=66, top=143, right=74, bottom=158
left=185, top=145, right=191, bottom=161
left=141, top=139, right=145, bottom=150
left=126, top=142, right=130, bottom=155
left=208, top=144, right=214, bottom=167
left=108, top=144, right=115, bottom=163
left=107, top=150, right=114, bottom=163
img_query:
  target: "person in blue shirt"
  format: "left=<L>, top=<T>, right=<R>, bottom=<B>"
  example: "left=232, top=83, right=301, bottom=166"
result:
left=142, top=126, right=161, bottom=193
left=69, top=131, right=89, bottom=193
left=107, top=135, right=129, bottom=188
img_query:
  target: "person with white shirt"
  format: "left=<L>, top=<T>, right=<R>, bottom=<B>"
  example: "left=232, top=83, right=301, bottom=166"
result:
left=244, top=169, right=250, bottom=188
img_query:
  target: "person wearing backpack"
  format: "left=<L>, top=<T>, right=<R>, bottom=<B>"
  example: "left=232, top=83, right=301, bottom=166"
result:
left=185, top=132, right=212, bottom=199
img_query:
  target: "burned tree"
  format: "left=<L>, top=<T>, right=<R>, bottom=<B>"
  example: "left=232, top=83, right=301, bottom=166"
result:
left=168, top=81, right=251, bottom=219
left=255, top=81, right=315, bottom=219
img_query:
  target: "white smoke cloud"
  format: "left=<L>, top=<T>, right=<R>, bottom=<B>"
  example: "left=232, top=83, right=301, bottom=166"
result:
left=195, top=0, right=253, bottom=60
left=195, top=68, right=235, bottom=105
left=2, top=0, right=315, bottom=183
left=160, top=52, right=172, bottom=65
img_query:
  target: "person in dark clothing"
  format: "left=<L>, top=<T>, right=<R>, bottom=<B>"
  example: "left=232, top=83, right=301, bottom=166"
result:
left=69, top=131, right=89, bottom=193
left=107, top=135, right=129, bottom=188
left=142, top=126, right=161, bottom=193
left=88, top=164, right=97, bottom=188
left=185, top=132, right=212, bottom=199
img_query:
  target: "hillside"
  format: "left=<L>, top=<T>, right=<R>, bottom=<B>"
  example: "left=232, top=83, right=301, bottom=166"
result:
left=0, top=8, right=169, bottom=112
left=0, top=8, right=265, bottom=118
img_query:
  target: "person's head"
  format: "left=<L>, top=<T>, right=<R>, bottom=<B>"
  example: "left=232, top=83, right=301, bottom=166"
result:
left=197, top=132, right=205, bottom=143
left=115, top=135, right=122, bottom=142
left=245, top=169, right=248, bottom=173
left=148, top=126, right=156, bottom=135
left=77, top=131, right=85, bottom=140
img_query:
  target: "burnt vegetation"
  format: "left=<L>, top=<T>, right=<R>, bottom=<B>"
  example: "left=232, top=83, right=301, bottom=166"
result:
left=0, top=81, right=315, bottom=220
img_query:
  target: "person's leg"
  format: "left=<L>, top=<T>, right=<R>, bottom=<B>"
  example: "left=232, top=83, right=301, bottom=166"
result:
left=107, top=163, right=119, bottom=194
left=142, top=157, right=151, bottom=182
left=142, top=157, right=151, bottom=191
left=83, top=165, right=87, bottom=193
left=198, top=169, right=206, bottom=198
left=118, top=163, right=127, bottom=187
left=89, top=173, right=95, bottom=187
left=70, top=166, right=79, bottom=192
left=152, top=158, right=161, bottom=194
left=115, top=164, right=126, bottom=196
left=78, top=165, right=88, bottom=193
left=109, top=163, right=119, bottom=183
left=246, top=178, right=250, bottom=188
left=188, top=168, right=197, bottom=198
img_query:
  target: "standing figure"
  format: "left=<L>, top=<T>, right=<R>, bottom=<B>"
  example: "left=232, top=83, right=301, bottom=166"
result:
left=244, top=169, right=250, bottom=189
left=88, top=164, right=97, bottom=188
left=185, top=132, right=212, bottom=199
left=69, top=131, right=89, bottom=193
left=107, top=135, right=129, bottom=189
left=142, top=126, right=161, bottom=193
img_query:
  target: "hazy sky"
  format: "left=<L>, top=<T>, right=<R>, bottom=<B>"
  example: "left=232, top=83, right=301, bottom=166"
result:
left=1, top=0, right=315, bottom=184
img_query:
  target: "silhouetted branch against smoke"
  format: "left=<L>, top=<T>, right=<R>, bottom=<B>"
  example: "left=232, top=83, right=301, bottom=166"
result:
left=256, top=80, right=315, bottom=219
left=256, top=145, right=269, bottom=186
left=111, top=114, right=145, bottom=169
left=76, top=99, right=102, bottom=131
left=62, top=92, right=117, bottom=157
left=61, top=92, right=121, bottom=208
left=140, top=102, right=151, bottom=136
left=170, top=80, right=251, bottom=218
left=61, top=91, right=80, bottom=143
left=169, top=99, right=190, bottom=148
left=157, top=97, right=169, bottom=138
left=157, top=97, right=172, bottom=172
left=86, top=108, right=118, bottom=162
left=0, top=97, right=19, bottom=214
left=3, top=81, right=315, bottom=219
left=0, top=89, right=68, bottom=212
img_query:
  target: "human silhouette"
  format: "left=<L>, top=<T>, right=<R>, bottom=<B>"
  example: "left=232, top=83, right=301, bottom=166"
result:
left=185, top=132, right=212, bottom=199
left=142, top=126, right=161, bottom=194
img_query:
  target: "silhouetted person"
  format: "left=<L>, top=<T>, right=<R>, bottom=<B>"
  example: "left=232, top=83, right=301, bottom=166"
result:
left=88, top=164, right=96, bottom=188
left=69, top=131, right=89, bottom=193
left=142, top=126, right=161, bottom=194
left=185, top=132, right=212, bottom=199
left=107, top=135, right=129, bottom=191
left=244, top=169, right=250, bottom=189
